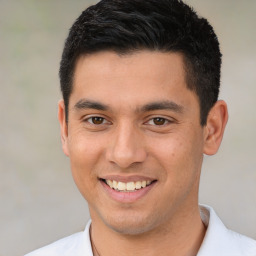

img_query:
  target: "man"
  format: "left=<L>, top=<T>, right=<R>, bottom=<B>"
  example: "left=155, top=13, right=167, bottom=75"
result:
left=26, top=0, right=256, bottom=255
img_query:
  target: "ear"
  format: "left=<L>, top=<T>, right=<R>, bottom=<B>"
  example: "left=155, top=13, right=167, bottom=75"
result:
left=58, top=100, right=69, bottom=156
left=203, top=100, right=228, bottom=155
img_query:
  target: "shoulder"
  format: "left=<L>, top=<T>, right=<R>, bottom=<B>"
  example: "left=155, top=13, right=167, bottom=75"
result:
left=198, top=205, right=256, bottom=256
left=226, top=229, right=256, bottom=254
left=25, top=221, right=93, bottom=256
left=25, top=232, right=84, bottom=256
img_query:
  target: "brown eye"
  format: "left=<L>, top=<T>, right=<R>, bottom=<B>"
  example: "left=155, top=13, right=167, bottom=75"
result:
left=89, top=117, right=105, bottom=125
left=153, top=117, right=166, bottom=125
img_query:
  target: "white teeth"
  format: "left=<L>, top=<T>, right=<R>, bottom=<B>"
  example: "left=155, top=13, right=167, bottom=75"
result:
left=135, top=181, right=142, bottom=189
left=106, top=180, right=113, bottom=188
left=126, top=182, right=135, bottom=191
left=105, top=179, right=152, bottom=192
left=141, top=181, right=146, bottom=188
left=113, top=180, right=118, bottom=190
left=117, top=182, right=126, bottom=191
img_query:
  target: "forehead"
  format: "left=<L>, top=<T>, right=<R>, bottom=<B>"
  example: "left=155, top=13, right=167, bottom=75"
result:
left=74, top=50, right=186, bottom=84
left=71, top=50, right=197, bottom=112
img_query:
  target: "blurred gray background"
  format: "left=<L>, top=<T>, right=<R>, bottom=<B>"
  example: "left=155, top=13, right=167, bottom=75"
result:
left=0, top=1, right=255, bottom=255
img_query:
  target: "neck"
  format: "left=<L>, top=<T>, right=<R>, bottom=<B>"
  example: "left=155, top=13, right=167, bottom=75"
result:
left=90, top=205, right=206, bottom=256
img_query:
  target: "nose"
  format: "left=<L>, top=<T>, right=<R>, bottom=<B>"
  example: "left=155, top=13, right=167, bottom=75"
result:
left=106, top=122, right=147, bottom=169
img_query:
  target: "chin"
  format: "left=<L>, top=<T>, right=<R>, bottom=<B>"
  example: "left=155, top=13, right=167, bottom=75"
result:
left=101, top=211, right=161, bottom=235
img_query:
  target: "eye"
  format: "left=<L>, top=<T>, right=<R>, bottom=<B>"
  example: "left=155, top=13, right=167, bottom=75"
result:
left=87, top=116, right=108, bottom=125
left=148, top=117, right=169, bottom=126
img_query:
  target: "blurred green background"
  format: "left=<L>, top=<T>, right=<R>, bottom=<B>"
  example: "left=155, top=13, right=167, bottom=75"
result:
left=0, top=1, right=255, bottom=255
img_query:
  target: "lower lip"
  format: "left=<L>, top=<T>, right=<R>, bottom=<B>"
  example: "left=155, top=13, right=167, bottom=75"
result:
left=100, top=180, right=156, bottom=203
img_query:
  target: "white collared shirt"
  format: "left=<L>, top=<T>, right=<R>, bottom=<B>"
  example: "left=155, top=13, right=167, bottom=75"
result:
left=25, top=205, right=256, bottom=256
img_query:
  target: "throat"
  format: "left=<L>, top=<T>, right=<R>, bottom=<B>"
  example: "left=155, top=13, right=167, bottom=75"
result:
left=89, top=208, right=206, bottom=256
left=90, top=226, right=101, bottom=256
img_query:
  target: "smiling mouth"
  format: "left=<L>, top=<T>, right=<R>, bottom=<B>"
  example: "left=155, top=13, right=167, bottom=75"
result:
left=101, top=179, right=156, bottom=192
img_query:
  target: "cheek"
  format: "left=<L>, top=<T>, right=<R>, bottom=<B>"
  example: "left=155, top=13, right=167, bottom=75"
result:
left=151, top=136, right=190, bottom=162
left=150, top=131, right=203, bottom=179
left=68, top=128, right=103, bottom=163
left=67, top=133, right=102, bottom=192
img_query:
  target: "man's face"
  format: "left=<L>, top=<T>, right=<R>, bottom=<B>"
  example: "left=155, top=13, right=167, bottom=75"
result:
left=59, top=51, right=208, bottom=235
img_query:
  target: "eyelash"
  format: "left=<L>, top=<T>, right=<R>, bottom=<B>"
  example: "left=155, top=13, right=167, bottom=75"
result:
left=85, top=116, right=110, bottom=125
left=146, top=117, right=172, bottom=126
left=83, top=116, right=173, bottom=127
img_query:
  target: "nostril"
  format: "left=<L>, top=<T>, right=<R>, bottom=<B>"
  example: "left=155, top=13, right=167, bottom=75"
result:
left=106, top=147, right=147, bottom=169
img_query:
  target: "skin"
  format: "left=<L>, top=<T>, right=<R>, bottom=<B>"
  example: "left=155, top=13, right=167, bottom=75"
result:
left=58, top=50, right=228, bottom=256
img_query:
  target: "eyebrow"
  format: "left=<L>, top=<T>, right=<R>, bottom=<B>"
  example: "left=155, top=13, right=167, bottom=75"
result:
left=74, top=99, right=109, bottom=111
left=140, top=101, right=184, bottom=113
left=73, top=99, right=184, bottom=113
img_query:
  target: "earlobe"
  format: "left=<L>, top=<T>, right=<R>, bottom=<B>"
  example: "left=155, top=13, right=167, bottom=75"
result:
left=203, top=100, right=228, bottom=155
left=58, top=100, right=70, bottom=157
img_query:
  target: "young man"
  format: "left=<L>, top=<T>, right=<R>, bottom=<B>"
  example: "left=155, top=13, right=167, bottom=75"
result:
left=26, top=0, right=256, bottom=255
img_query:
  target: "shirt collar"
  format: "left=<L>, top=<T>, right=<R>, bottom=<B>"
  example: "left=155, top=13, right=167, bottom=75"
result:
left=197, top=204, right=256, bottom=256
left=84, top=205, right=255, bottom=256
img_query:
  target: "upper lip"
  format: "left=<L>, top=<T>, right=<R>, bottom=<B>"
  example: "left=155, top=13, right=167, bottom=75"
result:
left=99, top=175, right=156, bottom=183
